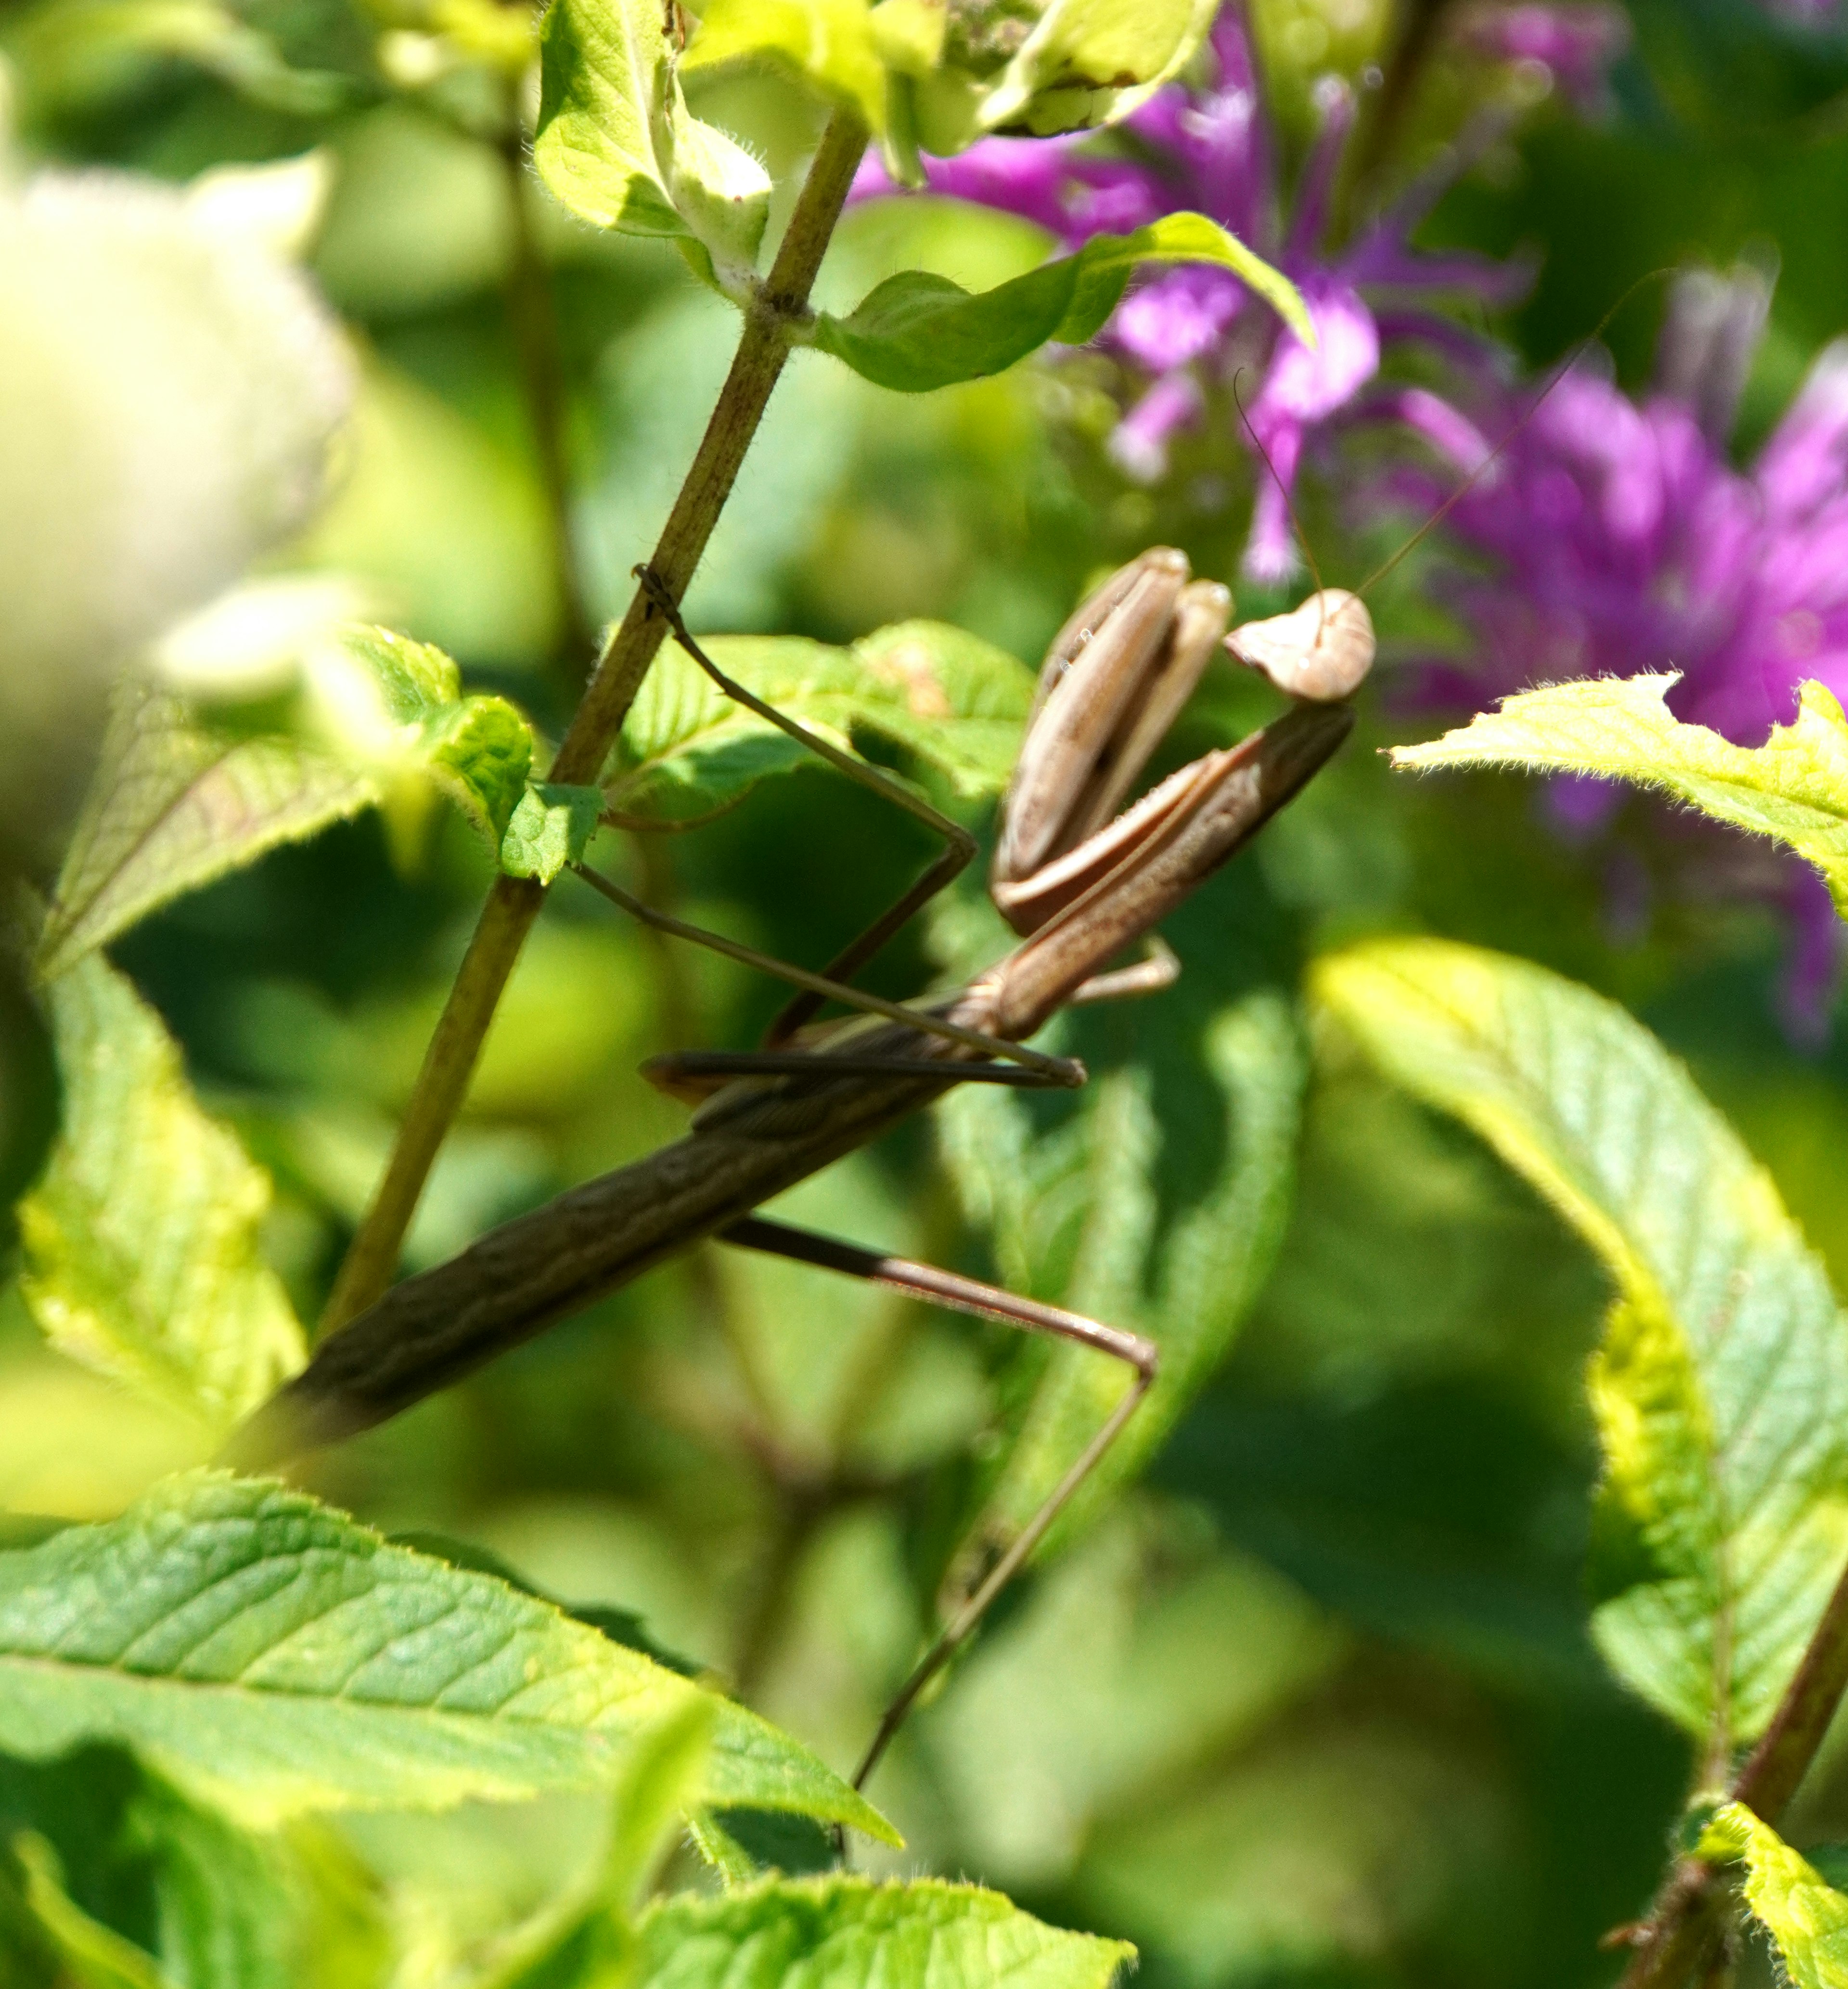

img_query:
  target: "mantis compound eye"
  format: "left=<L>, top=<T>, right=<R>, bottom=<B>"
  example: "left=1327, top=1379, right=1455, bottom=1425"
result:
left=1225, top=587, right=1376, bottom=702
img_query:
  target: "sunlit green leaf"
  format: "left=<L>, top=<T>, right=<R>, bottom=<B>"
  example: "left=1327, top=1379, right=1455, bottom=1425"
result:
left=38, top=633, right=533, bottom=981
left=941, top=995, right=1305, bottom=1586
left=18, top=956, right=306, bottom=1432
left=1315, top=938, right=1848, bottom=1746
left=534, top=0, right=772, bottom=274
left=501, top=783, right=607, bottom=883
left=0, top=1474, right=899, bottom=1841
left=533, top=0, right=685, bottom=238
left=1699, top=1801, right=1848, bottom=1986
left=37, top=676, right=372, bottom=985
left=8, top=1833, right=170, bottom=1989
left=684, top=1809, right=765, bottom=1890
left=630, top=1876, right=1133, bottom=1989
left=314, top=625, right=534, bottom=842
left=1392, top=674, right=1848, bottom=920
left=464, top=1704, right=712, bottom=1989
left=607, top=622, right=1033, bottom=823
left=868, top=0, right=945, bottom=76
left=811, top=212, right=1310, bottom=393
left=979, top=0, right=1219, bottom=134
left=1, top=0, right=346, bottom=123
left=0, top=1744, right=376, bottom=1989
left=681, top=0, right=888, bottom=136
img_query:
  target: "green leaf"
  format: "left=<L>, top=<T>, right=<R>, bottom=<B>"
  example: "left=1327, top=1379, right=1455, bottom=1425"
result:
left=38, top=634, right=534, bottom=980
left=1313, top=938, right=1848, bottom=1747
left=2, top=0, right=346, bottom=118
left=1392, top=674, right=1848, bottom=920
left=680, top=0, right=887, bottom=137
left=8, top=1834, right=170, bottom=1989
left=36, top=674, right=373, bottom=985
left=18, top=955, right=306, bottom=1432
left=631, top=1876, right=1133, bottom=1989
left=500, top=783, right=606, bottom=884
left=685, top=1809, right=765, bottom=1889
left=1699, top=1801, right=1848, bottom=1986
left=0, top=1474, right=899, bottom=1840
left=675, top=0, right=1213, bottom=152
left=534, top=0, right=772, bottom=275
left=607, top=623, right=1034, bottom=823
left=316, top=626, right=534, bottom=843
left=811, top=212, right=1310, bottom=393
left=603, top=1703, right=714, bottom=1907
left=469, top=1704, right=713, bottom=1989
left=940, top=996, right=1305, bottom=1582
left=982, top=0, right=1218, bottom=132
left=0, top=1744, right=372, bottom=1989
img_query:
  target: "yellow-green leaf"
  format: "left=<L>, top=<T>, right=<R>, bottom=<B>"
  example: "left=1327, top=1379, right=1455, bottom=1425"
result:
left=1700, top=1801, right=1848, bottom=1987
left=535, top=0, right=771, bottom=274
left=631, top=1876, right=1133, bottom=1989
left=680, top=0, right=888, bottom=137
left=1313, top=938, right=1848, bottom=1747
left=9, top=1833, right=171, bottom=1989
left=608, top=622, right=1034, bottom=822
left=0, top=1474, right=900, bottom=1840
left=811, top=213, right=1310, bottom=393
left=982, top=0, right=1219, bottom=135
left=501, top=782, right=605, bottom=883
left=36, top=675, right=373, bottom=984
left=1392, top=674, right=1848, bottom=919
left=38, top=631, right=534, bottom=982
left=19, top=955, right=306, bottom=1432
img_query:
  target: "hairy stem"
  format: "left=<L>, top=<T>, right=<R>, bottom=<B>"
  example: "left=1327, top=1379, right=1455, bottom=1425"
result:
left=498, top=102, right=597, bottom=672
left=1732, top=1553, right=1848, bottom=1821
left=1616, top=1550, right=1848, bottom=1988
left=1350, top=0, right=1460, bottom=187
left=320, top=110, right=869, bottom=1334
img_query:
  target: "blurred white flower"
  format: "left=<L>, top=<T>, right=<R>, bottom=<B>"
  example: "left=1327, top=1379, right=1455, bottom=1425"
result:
left=0, top=159, right=353, bottom=875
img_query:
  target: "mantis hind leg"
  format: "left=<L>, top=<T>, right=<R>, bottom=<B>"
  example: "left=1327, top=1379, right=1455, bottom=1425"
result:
left=716, top=1214, right=1156, bottom=1803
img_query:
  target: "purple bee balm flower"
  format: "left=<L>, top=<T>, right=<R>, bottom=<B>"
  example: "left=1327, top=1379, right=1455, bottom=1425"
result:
left=849, top=3, right=1539, bottom=578
left=1454, top=4, right=1630, bottom=116
left=1401, top=266, right=1848, bottom=1032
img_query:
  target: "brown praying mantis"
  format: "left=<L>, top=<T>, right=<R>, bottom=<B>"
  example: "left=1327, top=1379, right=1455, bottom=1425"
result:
left=227, top=545, right=1372, bottom=1795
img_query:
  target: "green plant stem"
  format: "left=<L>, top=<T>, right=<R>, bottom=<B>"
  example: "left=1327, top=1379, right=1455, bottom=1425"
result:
left=1349, top=0, right=1460, bottom=187
left=1616, top=1550, right=1848, bottom=1987
left=498, top=104, right=597, bottom=673
left=319, top=109, right=869, bottom=1335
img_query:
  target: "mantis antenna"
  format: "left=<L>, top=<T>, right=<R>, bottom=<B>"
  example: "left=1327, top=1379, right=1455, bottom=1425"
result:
left=1225, top=267, right=1674, bottom=702
left=1348, top=265, right=1675, bottom=602
left=1232, top=367, right=1328, bottom=606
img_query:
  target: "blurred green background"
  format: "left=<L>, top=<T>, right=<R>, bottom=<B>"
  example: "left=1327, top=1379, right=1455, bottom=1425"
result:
left=9, top=0, right=1848, bottom=1982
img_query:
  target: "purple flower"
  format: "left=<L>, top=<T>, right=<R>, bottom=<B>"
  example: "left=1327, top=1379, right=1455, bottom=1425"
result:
left=851, top=5, right=1537, bottom=579
left=1403, top=266, right=1848, bottom=1031
left=1455, top=4, right=1630, bottom=116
